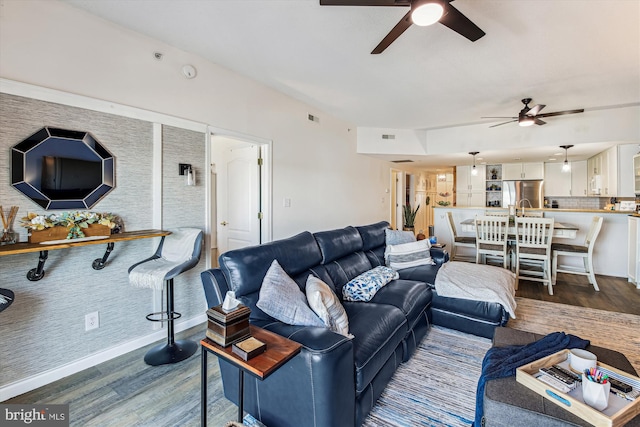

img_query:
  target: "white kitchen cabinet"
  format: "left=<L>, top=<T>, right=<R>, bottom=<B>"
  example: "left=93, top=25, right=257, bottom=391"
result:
left=616, top=144, right=638, bottom=197
left=456, top=165, right=486, bottom=207
left=544, top=163, right=571, bottom=197
left=571, top=160, right=588, bottom=197
left=587, top=145, right=636, bottom=197
left=456, top=165, right=486, bottom=192
left=456, top=192, right=485, bottom=207
left=502, top=162, right=544, bottom=180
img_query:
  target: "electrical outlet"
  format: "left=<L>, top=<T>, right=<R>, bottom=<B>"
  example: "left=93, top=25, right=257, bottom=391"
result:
left=85, top=311, right=99, bottom=331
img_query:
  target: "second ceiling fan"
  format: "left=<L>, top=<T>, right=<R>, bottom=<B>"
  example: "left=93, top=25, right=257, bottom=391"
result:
left=483, top=98, right=585, bottom=128
left=319, top=0, right=485, bottom=54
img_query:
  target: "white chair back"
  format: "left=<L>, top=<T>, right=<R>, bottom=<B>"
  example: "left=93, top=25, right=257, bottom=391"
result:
left=585, top=216, right=604, bottom=253
left=474, top=215, right=509, bottom=268
left=514, top=217, right=555, bottom=260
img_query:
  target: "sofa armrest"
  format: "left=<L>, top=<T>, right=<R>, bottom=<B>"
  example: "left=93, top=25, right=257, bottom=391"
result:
left=219, top=321, right=356, bottom=427
left=200, top=268, right=228, bottom=308
left=430, top=247, right=449, bottom=265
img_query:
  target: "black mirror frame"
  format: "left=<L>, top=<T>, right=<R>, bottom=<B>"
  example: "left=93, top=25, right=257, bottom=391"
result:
left=11, top=127, right=115, bottom=210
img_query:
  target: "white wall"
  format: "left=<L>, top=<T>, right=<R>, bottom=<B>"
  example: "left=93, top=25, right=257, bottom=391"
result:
left=0, top=0, right=403, bottom=398
left=0, top=0, right=397, bottom=239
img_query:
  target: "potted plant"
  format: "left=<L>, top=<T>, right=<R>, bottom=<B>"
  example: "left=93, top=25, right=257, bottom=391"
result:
left=403, top=203, right=419, bottom=231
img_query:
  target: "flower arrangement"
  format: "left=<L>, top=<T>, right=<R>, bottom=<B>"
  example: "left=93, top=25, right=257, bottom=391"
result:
left=21, top=211, right=121, bottom=239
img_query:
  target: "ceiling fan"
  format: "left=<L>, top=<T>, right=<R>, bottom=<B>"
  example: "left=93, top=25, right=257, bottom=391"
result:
left=319, top=0, right=485, bottom=54
left=483, top=98, right=585, bottom=128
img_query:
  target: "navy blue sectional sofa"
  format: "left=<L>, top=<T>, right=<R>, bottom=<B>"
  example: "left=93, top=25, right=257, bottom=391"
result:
left=201, top=221, right=509, bottom=427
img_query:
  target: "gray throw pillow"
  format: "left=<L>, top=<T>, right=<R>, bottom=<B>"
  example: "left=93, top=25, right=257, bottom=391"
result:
left=257, top=260, right=324, bottom=327
left=306, top=275, right=353, bottom=338
left=385, top=228, right=416, bottom=246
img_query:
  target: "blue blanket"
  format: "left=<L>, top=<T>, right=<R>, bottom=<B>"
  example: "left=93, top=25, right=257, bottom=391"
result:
left=473, top=332, right=590, bottom=426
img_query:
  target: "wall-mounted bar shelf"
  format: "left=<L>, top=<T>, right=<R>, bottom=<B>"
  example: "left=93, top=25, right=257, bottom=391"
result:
left=0, top=229, right=170, bottom=281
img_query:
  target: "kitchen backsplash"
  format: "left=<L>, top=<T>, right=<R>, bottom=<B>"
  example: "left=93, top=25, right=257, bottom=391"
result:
left=548, top=197, right=635, bottom=209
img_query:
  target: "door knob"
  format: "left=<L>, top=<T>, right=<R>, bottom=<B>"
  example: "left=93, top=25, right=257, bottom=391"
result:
left=220, top=221, right=228, bottom=226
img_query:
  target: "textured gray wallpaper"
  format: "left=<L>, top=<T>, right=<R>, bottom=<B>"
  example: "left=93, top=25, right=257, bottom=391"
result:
left=0, top=94, right=207, bottom=389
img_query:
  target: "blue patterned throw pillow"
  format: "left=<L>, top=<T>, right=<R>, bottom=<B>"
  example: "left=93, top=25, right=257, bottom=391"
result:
left=342, top=266, right=399, bottom=302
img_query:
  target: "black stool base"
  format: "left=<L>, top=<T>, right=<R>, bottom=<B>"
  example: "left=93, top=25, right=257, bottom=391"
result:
left=144, top=339, right=198, bottom=366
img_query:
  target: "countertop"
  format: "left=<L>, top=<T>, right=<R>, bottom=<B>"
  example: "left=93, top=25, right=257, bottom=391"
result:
left=433, top=206, right=635, bottom=214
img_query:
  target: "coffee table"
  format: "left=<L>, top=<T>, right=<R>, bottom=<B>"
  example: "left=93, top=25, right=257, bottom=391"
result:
left=483, top=328, right=640, bottom=427
left=201, top=325, right=301, bottom=426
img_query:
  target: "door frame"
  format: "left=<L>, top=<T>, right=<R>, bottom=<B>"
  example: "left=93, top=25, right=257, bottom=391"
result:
left=206, top=127, right=272, bottom=269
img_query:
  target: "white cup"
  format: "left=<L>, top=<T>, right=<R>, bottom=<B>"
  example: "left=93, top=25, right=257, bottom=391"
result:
left=569, top=349, right=597, bottom=373
left=582, top=373, right=610, bottom=411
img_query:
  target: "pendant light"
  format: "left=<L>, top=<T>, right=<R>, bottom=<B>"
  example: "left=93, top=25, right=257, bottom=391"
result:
left=469, top=151, right=479, bottom=176
left=560, top=145, right=573, bottom=173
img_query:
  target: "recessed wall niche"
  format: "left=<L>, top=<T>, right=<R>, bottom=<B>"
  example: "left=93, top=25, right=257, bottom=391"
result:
left=11, top=127, right=115, bottom=209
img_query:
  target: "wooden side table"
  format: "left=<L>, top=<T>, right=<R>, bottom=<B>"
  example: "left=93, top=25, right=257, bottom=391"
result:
left=201, top=325, right=302, bottom=426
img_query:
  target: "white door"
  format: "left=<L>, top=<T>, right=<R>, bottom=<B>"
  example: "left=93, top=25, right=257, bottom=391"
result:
left=216, top=144, right=261, bottom=254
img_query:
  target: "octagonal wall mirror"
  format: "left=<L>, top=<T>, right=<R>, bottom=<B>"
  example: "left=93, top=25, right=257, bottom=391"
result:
left=11, top=127, right=115, bottom=210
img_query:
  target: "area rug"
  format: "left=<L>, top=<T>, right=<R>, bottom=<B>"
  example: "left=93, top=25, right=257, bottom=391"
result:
left=363, top=326, right=491, bottom=427
left=509, top=297, right=640, bottom=373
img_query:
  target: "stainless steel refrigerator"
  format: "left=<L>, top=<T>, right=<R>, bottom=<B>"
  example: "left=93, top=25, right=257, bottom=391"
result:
left=502, top=180, right=544, bottom=208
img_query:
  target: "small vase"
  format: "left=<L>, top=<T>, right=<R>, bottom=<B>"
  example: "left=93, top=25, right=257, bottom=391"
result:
left=492, top=174, right=497, bottom=180
left=0, top=228, right=17, bottom=245
left=403, top=226, right=415, bottom=232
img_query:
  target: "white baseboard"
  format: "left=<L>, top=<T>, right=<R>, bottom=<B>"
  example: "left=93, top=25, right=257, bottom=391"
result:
left=0, top=314, right=206, bottom=402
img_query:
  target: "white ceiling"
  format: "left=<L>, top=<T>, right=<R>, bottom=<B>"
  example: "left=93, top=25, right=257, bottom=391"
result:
left=64, top=0, right=640, bottom=167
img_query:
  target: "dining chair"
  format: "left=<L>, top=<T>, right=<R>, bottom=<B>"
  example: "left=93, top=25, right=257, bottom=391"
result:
left=446, top=211, right=476, bottom=262
left=474, top=215, right=510, bottom=269
left=513, top=217, right=555, bottom=294
left=551, top=216, right=603, bottom=291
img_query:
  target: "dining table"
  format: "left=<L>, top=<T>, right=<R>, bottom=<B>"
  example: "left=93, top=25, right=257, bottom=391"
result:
left=459, top=218, right=579, bottom=239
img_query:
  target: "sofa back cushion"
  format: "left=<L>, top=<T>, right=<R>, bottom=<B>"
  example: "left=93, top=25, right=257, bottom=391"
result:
left=356, top=221, right=389, bottom=267
left=219, top=231, right=322, bottom=299
left=314, top=226, right=363, bottom=263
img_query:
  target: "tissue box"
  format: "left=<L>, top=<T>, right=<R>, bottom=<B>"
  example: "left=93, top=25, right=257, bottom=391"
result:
left=206, top=304, right=251, bottom=347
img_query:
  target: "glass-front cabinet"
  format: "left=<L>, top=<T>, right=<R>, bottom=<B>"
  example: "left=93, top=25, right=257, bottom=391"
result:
left=486, top=164, right=502, bottom=207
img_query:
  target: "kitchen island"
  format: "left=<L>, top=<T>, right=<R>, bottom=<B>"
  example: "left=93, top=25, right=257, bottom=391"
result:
left=433, top=206, right=632, bottom=278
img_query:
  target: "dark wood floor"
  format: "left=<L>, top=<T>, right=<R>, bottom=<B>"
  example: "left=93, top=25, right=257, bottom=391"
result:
left=516, top=272, right=640, bottom=316
left=5, top=272, right=638, bottom=426
left=5, top=325, right=236, bottom=427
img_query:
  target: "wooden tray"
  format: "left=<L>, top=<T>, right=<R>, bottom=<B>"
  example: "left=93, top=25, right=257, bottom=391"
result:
left=516, top=349, right=640, bottom=427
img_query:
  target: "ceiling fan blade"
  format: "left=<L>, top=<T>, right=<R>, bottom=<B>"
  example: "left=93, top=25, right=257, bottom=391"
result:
left=481, top=116, right=517, bottom=119
left=319, top=0, right=410, bottom=5
left=371, top=10, right=413, bottom=54
left=536, top=109, right=585, bottom=118
left=438, top=2, right=485, bottom=41
left=534, top=118, right=546, bottom=125
left=527, top=104, right=546, bottom=116
left=490, top=120, right=517, bottom=128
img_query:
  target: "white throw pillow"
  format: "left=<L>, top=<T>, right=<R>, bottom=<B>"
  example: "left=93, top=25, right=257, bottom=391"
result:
left=385, top=239, right=435, bottom=269
left=342, top=266, right=399, bottom=302
left=306, top=276, right=353, bottom=338
left=257, top=260, right=324, bottom=327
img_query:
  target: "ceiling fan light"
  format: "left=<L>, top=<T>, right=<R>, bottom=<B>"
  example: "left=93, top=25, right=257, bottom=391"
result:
left=411, top=2, right=444, bottom=26
left=519, top=116, right=535, bottom=127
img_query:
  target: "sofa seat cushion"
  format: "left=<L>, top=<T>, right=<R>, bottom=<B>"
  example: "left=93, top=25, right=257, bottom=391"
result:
left=368, top=279, right=432, bottom=330
left=395, top=263, right=441, bottom=286
left=431, top=292, right=506, bottom=323
left=343, top=302, right=407, bottom=394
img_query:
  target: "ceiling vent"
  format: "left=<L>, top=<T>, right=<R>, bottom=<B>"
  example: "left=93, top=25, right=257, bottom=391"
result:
left=391, top=160, right=414, bottom=163
left=382, top=134, right=396, bottom=140
left=307, top=114, right=320, bottom=123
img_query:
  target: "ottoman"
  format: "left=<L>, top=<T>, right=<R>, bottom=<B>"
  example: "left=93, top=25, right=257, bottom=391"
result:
left=483, top=328, right=640, bottom=427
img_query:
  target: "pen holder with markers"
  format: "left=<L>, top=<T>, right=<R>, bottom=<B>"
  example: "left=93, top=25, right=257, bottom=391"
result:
left=582, top=368, right=610, bottom=411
